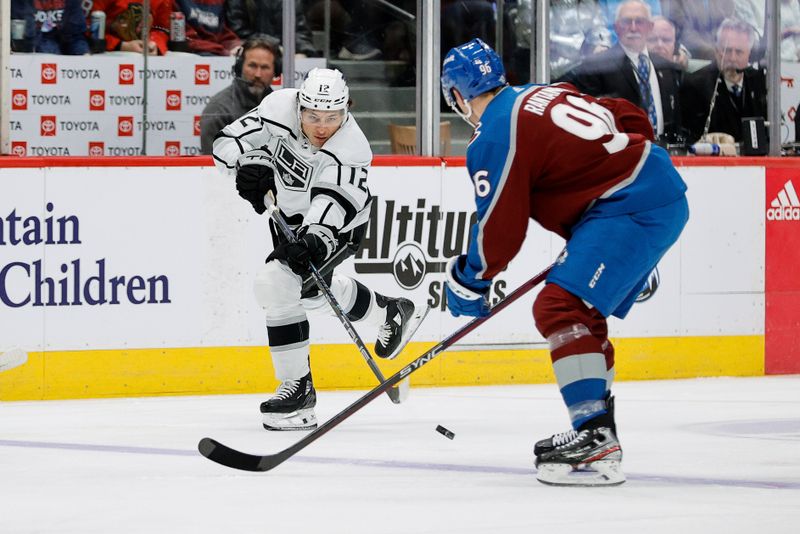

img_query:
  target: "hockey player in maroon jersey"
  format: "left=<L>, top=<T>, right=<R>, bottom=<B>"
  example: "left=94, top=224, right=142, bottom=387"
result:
left=441, top=38, right=689, bottom=486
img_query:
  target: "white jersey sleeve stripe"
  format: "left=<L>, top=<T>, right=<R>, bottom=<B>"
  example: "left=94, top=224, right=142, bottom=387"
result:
left=312, top=182, right=363, bottom=212
left=306, top=199, right=347, bottom=229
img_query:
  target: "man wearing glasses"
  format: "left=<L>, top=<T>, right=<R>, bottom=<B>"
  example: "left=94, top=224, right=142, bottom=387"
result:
left=561, top=0, right=683, bottom=142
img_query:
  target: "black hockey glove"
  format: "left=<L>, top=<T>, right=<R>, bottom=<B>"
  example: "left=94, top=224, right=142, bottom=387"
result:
left=267, top=224, right=339, bottom=277
left=235, top=149, right=277, bottom=214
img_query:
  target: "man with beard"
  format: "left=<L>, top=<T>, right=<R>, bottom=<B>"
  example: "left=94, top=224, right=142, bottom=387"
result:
left=200, top=35, right=281, bottom=154
left=679, top=17, right=766, bottom=143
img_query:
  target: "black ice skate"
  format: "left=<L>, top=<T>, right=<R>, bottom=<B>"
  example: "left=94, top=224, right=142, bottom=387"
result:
left=533, top=428, right=579, bottom=456
left=374, top=296, right=430, bottom=360
left=534, top=396, right=616, bottom=456
left=534, top=426, right=625, bottom=486
left=260, top=372, right=317, bottom=431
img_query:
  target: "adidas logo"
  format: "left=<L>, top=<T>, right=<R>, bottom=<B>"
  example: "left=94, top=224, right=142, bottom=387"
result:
left=767, top=180, right=800, bottom=221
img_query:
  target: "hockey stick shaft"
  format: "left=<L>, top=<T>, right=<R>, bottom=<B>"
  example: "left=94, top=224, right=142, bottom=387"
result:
left=264, top=194, right=404, bottom=403
left=198, top=264, right=552, bottom=472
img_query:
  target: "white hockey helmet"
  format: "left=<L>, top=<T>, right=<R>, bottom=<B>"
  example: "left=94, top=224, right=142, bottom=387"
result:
left=298, top=68, right=349, bottom=111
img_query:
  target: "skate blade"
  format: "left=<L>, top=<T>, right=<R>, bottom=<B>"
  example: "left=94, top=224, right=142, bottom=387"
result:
left=386, top=304, right=431, bottom=360
left=0, top=348, right=28, bottom=372
left=536, top=460, right=626, bottom=487
left=262, top=408, right=318, bottom=431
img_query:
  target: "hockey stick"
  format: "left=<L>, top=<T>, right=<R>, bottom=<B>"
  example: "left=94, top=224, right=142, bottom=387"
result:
left=263, top=193, right=410, bottom=404
left=198, top=263, right=552, bottom=472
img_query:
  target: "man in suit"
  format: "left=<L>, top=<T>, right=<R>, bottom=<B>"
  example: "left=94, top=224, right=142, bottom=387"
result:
left=679, top=18, right=766, bottom=143
left=560, top=0, right=683, bottom=141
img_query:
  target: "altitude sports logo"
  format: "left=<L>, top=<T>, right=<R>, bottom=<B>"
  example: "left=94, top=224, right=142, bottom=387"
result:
left=767, top=180, right=800, bottom=221
left=353, top=198, right=508, bottom=310
left=356, top=240, right=435, bottom=291
left=354, top=199, right=471, bottom=288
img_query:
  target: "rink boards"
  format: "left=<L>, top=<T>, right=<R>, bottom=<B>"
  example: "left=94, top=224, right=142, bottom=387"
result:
left=0, top=156, right=796, bottom=400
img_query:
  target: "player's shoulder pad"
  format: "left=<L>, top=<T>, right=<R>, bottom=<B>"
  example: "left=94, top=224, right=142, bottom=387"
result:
left=257, top=89, right=301, bottom=139
left=317, top=115, right=373, bottom=168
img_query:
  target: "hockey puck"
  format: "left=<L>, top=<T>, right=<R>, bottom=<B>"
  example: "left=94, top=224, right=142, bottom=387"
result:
left=436, top=425, right=455, bottom=440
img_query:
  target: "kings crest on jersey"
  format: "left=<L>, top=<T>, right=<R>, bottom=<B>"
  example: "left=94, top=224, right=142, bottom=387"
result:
left=211, top=89, right=372, bottom=230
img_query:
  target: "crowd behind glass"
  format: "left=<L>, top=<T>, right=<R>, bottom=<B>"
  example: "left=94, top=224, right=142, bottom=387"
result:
left=9, top=0, right=795, bottom=154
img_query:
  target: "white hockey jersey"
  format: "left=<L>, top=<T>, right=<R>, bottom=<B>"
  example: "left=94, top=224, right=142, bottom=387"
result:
left=212, top=89, right=373, bottom=235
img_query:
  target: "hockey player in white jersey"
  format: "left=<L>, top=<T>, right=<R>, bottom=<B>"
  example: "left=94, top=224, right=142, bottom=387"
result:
left=213, top=68, right=428, bottom=431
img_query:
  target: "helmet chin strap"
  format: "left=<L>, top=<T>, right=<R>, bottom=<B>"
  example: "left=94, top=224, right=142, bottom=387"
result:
left=450, top=99, right=478, bottom=128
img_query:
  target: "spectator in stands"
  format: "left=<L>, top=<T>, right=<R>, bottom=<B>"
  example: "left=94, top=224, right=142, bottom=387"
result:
left=306, top=0, right=390, bottom=60
left=11, top=0, right=89, bottom=54
left=781, top=0, right=800, bottom=61
left=92, top=0, right=170, bottom=54
left=647, top=16, right=690, bottom=69
left=200, top=35, right=280, bottom=154
left=10, top=0, right=35, bottom=52
left=662, top=0, right=735, bottom=60
left=226, top=0, right=317, bottom=57
left=680, top=17, right=766, bottom=143
left=560, top=0, right=683, bottom=140
left=598, top=0, right=662, bottom=42
left=173, top=0, right=241, bottom=55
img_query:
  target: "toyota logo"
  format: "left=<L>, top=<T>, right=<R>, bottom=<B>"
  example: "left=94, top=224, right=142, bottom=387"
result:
left=119, top=67, right=134, bottom=83
left=166, top=93, right=181, bottom=108
left=119, top=119, right=133, bottom=133
left=12, top=92, right=26, bottom=107
left=195, top=66, right=210, bottom=83
left=90, top=93, right=104, bottom=108
left=41, top=65, right=56, bottom=81
left=41, top=119, right=56, bottom=133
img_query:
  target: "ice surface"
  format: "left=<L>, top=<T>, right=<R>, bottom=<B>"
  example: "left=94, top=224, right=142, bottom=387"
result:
left=1, top=376, right=798, bottom=533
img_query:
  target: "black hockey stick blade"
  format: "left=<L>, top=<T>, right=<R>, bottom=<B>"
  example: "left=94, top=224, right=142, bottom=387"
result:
left=198, top=265, right=552, bottom=472
left=198, top=437, right=289, bottom=472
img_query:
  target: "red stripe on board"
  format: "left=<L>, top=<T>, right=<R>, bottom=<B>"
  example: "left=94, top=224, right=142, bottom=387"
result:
left=765, top=167, right=800, bottom=374
left=1, top=155, right=794, bottom=169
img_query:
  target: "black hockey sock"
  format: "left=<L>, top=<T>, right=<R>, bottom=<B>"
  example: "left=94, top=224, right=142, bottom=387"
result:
left=345, top=280, right=372, bottom=321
